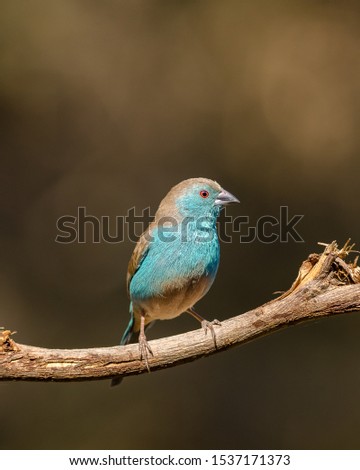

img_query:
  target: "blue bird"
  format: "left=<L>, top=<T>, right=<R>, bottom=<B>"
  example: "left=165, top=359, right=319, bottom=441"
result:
left=111, top=177, right=239, bottom=386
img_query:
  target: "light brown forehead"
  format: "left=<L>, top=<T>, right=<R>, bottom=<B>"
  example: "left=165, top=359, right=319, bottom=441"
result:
left=169, top=177, right=222, bottom=195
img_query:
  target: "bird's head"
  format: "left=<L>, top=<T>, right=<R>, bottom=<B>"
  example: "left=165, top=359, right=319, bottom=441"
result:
left=156, top=177, right=239, bottom=220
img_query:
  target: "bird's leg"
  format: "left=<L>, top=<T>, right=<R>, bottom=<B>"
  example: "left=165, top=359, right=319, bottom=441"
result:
left=186, top=307, right=221, bottom=347
left=139, top=313, right=153, bottom=372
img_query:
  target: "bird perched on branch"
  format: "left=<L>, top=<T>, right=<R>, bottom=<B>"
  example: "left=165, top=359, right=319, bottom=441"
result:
left=111, top=177, right=239, bottom=386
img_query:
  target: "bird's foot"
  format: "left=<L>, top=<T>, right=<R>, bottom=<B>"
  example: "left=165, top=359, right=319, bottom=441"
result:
left=201, top=319, right=221, bottom=347
left=139, top=333, right=153, bottom=372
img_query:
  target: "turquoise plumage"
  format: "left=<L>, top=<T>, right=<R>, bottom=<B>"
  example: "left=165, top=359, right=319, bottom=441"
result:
left=111, top=177, right=239, bottom=386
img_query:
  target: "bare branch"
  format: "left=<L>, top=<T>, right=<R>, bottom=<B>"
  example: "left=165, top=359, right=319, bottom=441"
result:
left=1, top=241, right=360, bottom=382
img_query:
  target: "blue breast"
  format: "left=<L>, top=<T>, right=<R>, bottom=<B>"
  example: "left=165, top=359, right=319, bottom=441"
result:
left=129, top=220, right=220, bottom=302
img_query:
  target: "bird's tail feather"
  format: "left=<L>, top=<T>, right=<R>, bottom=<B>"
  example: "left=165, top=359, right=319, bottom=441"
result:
left=110, top=377, right=124, bottom=387
left=110, top=305, right=135, bottom=387
left=120, top=312, right=135, bottom=346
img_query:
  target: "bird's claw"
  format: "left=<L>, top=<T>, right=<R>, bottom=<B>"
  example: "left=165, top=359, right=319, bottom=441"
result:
left=139, top=333, right=153, bottom=372
left=201, top=319, right=221, bottom=347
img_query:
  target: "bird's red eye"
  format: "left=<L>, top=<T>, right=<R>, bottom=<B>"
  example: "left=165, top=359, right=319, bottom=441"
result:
left=200, top=190, right=209, bottom=198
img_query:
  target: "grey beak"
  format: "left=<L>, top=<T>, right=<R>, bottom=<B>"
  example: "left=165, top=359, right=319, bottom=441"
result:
left=215, top=188, right=240, bottom=205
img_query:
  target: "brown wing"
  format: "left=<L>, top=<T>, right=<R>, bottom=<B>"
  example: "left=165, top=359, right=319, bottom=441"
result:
left=126, top=222, right=155, bottom=296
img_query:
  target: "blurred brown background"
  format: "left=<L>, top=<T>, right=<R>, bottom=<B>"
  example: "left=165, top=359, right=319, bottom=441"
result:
left=1, top=0, right=360, bottom=450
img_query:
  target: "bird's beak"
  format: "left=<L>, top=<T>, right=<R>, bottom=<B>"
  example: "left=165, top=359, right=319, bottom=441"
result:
left=215, top=188, right=240, bottom=205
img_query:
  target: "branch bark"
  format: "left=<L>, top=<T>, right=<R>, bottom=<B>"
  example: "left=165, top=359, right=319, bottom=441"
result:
left=1, top=241, right=360, bottom=382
